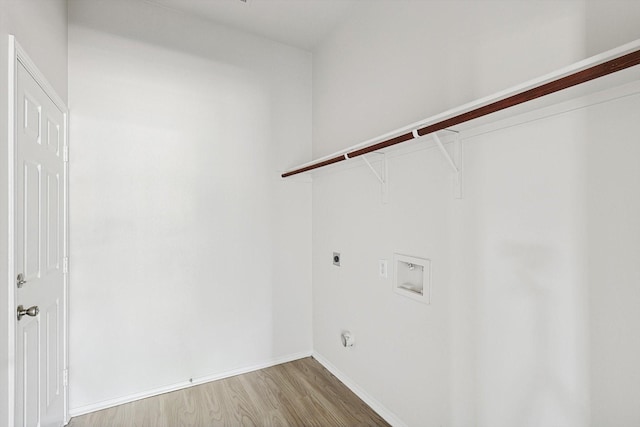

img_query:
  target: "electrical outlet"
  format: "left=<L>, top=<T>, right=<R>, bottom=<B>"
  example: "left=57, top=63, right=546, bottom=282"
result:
left=379, top=259, right=388, bottom=278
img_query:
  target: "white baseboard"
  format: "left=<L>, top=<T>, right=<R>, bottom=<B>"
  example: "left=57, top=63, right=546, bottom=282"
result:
left=312, top=352, right=408, bottom=427
left=68, top=350, right=313, bottom=418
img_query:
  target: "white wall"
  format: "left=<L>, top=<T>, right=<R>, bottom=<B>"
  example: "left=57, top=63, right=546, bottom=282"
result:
left=311, top=1, right=640, bottom=426
left=312, top=1, right=589, bottom=159
left=586, top=95, right=640, bottom=427
left=68, top=0, right=312, bottom=412
left=0, top=0, right=67, bottom=423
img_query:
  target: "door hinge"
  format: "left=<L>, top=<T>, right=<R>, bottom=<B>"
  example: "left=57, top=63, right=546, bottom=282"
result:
left=63, top=369, right=69, bottom=387
left=63, top=257, right=69, bottom=274
left=63, top=146, right=69, bottom=162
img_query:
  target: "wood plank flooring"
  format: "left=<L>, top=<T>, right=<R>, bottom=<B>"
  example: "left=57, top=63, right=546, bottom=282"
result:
left=68, top=357, right=390, bottom=427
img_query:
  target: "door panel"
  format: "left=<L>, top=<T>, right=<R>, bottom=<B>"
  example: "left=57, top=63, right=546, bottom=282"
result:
left=46, top=171, right=60, bottom=272
left=16, top=60, right=66, bottom=427
left=45, top=301, right=60, bottom=408
left=23, top=161, right=41, bottom=281
left=46, top=117, right=60, bottom=155
left=23, top=94, right=41, bottom=142
left=21, top=317, right=39, bottom=427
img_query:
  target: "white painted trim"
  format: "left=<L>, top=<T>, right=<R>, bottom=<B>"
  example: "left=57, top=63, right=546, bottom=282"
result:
left=68, top=351, right=313, bottom=418
left=312, top=352, right=408, bottom=427
left=7, top=35, right=70, bottom=427
left=63, top=109, right=70, bottom=426
left=6, top=34, right=17, bottom=427
left=14, top=40, right=67, bottom=114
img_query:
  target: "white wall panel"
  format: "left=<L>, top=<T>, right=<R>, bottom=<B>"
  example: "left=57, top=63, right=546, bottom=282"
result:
left=586, top=94, right=640, bottom=426
left=311, top=2, right=640, bottom=426
left=68, top=0, right=312, bottom=412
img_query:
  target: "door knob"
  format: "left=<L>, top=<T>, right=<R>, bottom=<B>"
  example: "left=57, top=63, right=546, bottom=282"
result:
left=17, top=273, right=27, bottom=288
left=17, top=305, right=39, bottom=321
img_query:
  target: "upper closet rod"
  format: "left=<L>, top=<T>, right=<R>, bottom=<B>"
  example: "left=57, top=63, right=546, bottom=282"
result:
left=282, top=45, right=640, bottom=178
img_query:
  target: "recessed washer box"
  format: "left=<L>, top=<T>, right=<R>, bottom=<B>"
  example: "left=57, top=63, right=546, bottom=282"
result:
left=393, top=254, right=431, bottom=304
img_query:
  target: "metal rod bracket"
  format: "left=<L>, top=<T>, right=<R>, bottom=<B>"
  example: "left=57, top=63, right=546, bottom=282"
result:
left=362, top=153, right=388, bottom=204
left=432, top=132, right=463, bottom=199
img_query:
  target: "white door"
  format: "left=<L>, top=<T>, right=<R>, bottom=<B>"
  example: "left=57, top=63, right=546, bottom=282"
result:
left=15, top=60, right=67, bottom=427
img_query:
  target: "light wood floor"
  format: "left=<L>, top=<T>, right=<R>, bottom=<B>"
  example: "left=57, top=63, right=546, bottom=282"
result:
left=68, top=357, right=390, bottom=427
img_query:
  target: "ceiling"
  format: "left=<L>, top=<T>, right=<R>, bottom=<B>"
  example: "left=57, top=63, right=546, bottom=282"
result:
left=144, top=0, right=359, bottom=50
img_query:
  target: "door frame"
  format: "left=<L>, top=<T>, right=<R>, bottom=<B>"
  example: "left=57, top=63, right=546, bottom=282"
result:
left=7, top=35, right=70, bottom=426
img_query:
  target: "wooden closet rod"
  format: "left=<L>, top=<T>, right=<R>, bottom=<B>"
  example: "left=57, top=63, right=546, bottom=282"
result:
left=282, top=48, right=640, bottom=178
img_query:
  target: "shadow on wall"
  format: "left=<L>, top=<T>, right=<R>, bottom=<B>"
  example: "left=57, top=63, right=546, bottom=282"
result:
left=458, top=109, right=591, bottom=426
left=499, top=241, right=585, bottom=426
left=69, top=0, right=299, bottom=79
left=585, top=92, right=640, bottom=425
